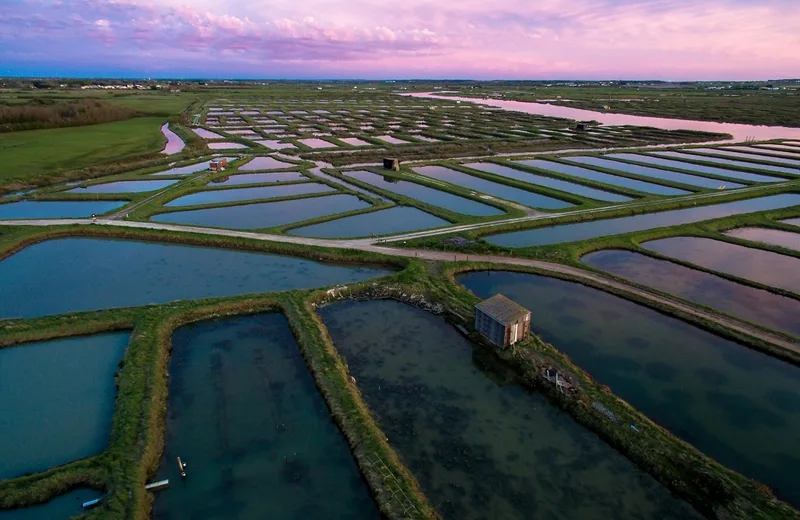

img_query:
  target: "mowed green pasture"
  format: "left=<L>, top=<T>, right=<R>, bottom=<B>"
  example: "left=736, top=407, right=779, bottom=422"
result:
left=0, top=117, right=165, bottom=187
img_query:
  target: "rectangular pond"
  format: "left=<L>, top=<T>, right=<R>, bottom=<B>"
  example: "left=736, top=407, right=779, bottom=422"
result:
left=0, top=489, right=104, bottom=520
left=755, top=144, right=800, bottom=155
left=255, top=140, right=296, bottom=150
left=150, top=158, right=235, bottom=177
left=193, top=128, right=225, bottom=139
left=208, top=142, right=249, bottom=150
left=513, top=160, right=689, bottom=196
left=691, top=148, right=800, bottom=168
left=240, top=157, right=298, bottom=171
left=0, top=238, right=389, bottom=319
left=165, top=184, right=334, bottom=207
left=343, top=170, right=503, bottom=216
left=339, top=137, right=371, bottom=146
left=319, top=299, right=700, bottom=520
left=724, top=227, right=800, bottom=252
left=209, top=172, right=307, bottom=186
left=582, top=249, right=800, bottom=337
left=458, top=270, right=800, bottom=507
left=289, top=206, right=449, bottom=238
left=463, top=162, right=633, bottom=203
left=152, top=314, right=379, bottom=520
left=0, top=200, right=126, bottom=219
left=374, top=135, right=408, bottom=145
left=726, top=146, right=800, bottom=160
left=642, top=236, right=800, bottom=294
left=0, top=332, right=129, bottom=479
left=783, top=217, right=800, bottom=227
left=298, top=138, right=335, bottom=149
left=414, top=165, right=573, bottom=210
left=565, top=157, right=743, bottom=190
left=604, top=154, right=781, bottom=184
left=652, top=151, right=800, bottom=176
left=68, top=179, right=177, bottom=194
left=485, top=194, right=800, bottom=247
left=152, top=194, right=371, bottom=230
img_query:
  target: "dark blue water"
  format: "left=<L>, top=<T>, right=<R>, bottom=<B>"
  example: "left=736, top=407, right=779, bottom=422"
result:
left=0, top=200, right=126, bottom=219
left=514, top=160, right=689, bottom=196
left=0, top=238, right=390, bottom=319
left=643, top=236, right=800, bottom=294
left=0, top=489, right=104, bottom=520
left=565, top=157, right=743, bottom=189
left=0, top=333, right=129, bottom=479
left=486, top=194, right=800, bottom=247
left=605, top=154, right=781, bottom=183
left=652, top=152, right=800, bottom=176
left=166, top=184, right=334, bottom=207
left=68, top=180, right=177, bottom=194
left=414, top=165, right=574, bottom=209
left=210, top=172, right=307, bottom=186
left=343, top=170, right=503, bottom=216
left=459, top=271, right=800, bottom=506
left=320, top=300, right=700, bottom=520
left=583, top=249, right=800, bottom=337
left=152, top=314, right=379, bottom=520
left=462, top=162, right=633, bottom=202
left=289, top=206, right=449, bottom=238
left=152, top=194, right=371, bottom=230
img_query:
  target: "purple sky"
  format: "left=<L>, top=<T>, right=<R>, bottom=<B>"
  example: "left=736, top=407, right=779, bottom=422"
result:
left=2, top=0, right=798, bottom=79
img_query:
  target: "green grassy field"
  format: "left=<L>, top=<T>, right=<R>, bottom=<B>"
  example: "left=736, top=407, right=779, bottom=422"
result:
left=0, top=117, right=166, bottom=189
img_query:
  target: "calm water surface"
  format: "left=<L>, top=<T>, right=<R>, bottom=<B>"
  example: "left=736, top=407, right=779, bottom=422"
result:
left=464, top=162, right=632, bottom=202
left=152, top=194, right=370, bottom=230
left=374, top=135, right=407, bottom=145
left=344, top=170, right=502, bottom=216
left=0, top=489, right=103, bottom=520
left=340, top=137, right=371, bottom=146
left=643, top=237, right=800, bottom=293
left=209, top=172, right=307, bottom=186
left=161, top=123, right=185, bottom=155
left=415, top=165, right=573, bottom=209
left=565, top=157, right=742, bottom=189
left=652, top=151, right=800, bottom=176
left=68, top=180, right=176, bottom=194
left=583, top=250, right=800, bottom=337
left=0, top=333, right=129, bottom=478
left=193, top=128, right=225, bottom=139
left=459, top=271, right=800, bottom=506
left=605, top=154, right=780, bottom=183
left=486, top=194, right=800, bottom=247
left=724, top=227, right=800, bottom=252
left=152, top=314, right=379, bottom=520
left=208, top=142, right=249, bottom=150
left=255, top=140, right=296, bottom=150
left=289, top=206, right=449, bottom=238
left=150, top=158, right=234, bottom=177
left=0, top=200, right=126, bottom=219
left=240, top=157, right=297, bottom=170
left=514, top=159, right=689, bottom=196
left=726, top=146, right=800, bottom=161
left=166, top=184, right=333, bottom=207
left=784, top=217, right=800, bottom=227
left=320, top=300, right=700, bottom=520
left=0, top=238, right=388, bottom=318
left=691, top=148, right=800, bottom=168
left=298, top=138, right=335, bottom=148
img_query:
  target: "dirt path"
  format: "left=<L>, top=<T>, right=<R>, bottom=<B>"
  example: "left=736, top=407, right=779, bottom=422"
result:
left=2, top=217, right=796, bottom=353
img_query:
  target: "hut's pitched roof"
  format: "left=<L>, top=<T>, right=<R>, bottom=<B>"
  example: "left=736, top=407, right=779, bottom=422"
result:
left=475, top=294, right=530, bottom=324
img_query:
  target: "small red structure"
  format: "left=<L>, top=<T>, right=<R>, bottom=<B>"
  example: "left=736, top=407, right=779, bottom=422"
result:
left=209, top=158, right=228, bottom=171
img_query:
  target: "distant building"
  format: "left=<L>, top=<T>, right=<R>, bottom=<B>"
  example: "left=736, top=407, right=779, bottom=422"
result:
left=209, top=158, right=228, bottom=171
left=383, top=157, right=400, bottom=171
left=474, top=294, right=531, bottom=348
left=576, top=123, right=587, bottom=131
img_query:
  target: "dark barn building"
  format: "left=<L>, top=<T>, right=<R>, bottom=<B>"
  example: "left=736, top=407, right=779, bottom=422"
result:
left=474, top=294, right=531, bottom=347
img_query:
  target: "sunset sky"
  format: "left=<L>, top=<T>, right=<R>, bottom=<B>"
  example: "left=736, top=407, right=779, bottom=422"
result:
left=2, top=0, right=798, bottom=79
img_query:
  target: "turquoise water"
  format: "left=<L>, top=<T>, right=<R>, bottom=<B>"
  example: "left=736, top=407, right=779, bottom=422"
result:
left=605, top=154, right=781, bottom=183
left=0, top=200, right=126, bottom=219
left=643, top=237, right=800, bottom=294
left=565, top=157, right=743, bottom=189
left=210, top=172, right=307, bottom=186
left=652, top=151, right=800, bottom=176
left=414, top=165, right=574, bottom=209
left=289, top=206, right=449, bottom=238
left=165, top=184, right=334, bottom=207
left=691, top=148, right=800, bottom=168
left=724, top=227, right=800, bottom=252
left=152, top=314, right=379, bottom=520
left=0, top=333, right=129, bottom=479
left=320, top=300, right=700, bottom=520
left=458, top=271, right=800, bottom=506
left=0, top=489, right=103, bottom=520
left=485, top=194, right=800, bottom=247
left=343, top=170, right=503, bottom=216
left=583, top=249, right=800, bottom=337
left=0, top=238, right=389, bottom=319
left=151, top=158, right=234, bottom=176
left=239, top=157, right=298, bottom=170
left=68, top=180, right=177, bottom=194
left=152, top=194, right=370, bottom=230
left=463, top=162, right=633, bottom=202
left=513, top=159, right=689, bottom=196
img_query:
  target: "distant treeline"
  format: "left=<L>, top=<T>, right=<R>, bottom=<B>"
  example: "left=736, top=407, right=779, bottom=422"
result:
left=0, top=98, right=136, bottom=132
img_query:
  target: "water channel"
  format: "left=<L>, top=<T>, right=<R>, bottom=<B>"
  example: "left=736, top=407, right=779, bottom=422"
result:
left=165, top=184, right=333, bottom=207
left=160, top=123, right=186, bottom=155
left=289, top=206, right=449, bottom=238
left=0, top=200, right=126, bottom=219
